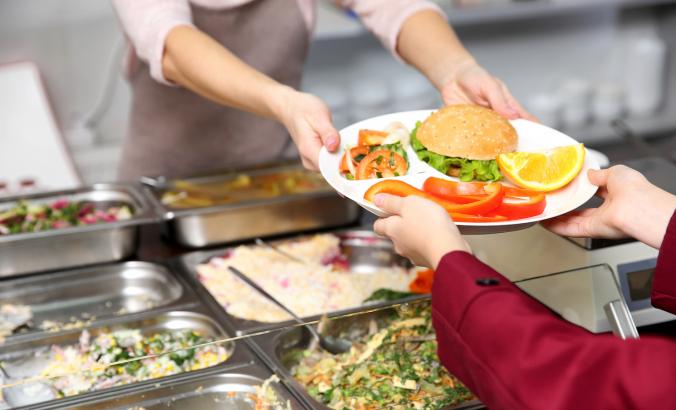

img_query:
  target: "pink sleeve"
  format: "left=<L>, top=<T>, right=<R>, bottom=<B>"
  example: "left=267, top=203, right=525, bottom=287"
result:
left=111, top=0, right=195, bottom=85
left=432, top=251, right=676, bottom=409
left=337, top=0, right=446, bottom=59
left=651, top=210, right=676, bottom=313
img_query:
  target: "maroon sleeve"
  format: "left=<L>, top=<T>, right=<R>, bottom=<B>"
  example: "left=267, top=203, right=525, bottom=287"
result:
left=432, top=251, right=676, bottom=410
left=651, top=210, right=676, bottom=313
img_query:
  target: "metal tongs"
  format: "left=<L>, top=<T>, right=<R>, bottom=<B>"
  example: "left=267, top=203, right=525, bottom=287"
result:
left=227, top=266, right=351, bottom=354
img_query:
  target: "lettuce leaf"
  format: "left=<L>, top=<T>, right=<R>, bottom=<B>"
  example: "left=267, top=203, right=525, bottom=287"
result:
left=410, top=122, right=502, bottom=182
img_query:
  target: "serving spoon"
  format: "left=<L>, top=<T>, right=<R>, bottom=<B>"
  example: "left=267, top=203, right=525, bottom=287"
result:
left=227, top=266, right=351, bottom=355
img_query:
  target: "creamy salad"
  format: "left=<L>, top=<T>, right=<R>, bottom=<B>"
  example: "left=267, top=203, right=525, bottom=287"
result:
left=196, top=234, right=415, bottom=322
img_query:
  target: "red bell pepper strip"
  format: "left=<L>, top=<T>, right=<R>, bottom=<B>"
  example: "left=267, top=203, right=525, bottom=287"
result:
left=420, top=179, right=505, bottom=214
left=364, top=180, right=507, bottom=221
left=487, top=194, right=547, bottom=220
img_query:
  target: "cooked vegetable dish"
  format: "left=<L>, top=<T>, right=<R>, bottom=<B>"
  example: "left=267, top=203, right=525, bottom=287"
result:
left=160, top=168, right=329, bottom=209
left=292, top=305, right=474, bottom=410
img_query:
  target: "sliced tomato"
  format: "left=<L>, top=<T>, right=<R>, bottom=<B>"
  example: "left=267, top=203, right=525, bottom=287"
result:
left=339, top=146, right=369, bottom=174
left=364, top=180, right=505, bottom=216
left=358, top=129, right=388, bottom=146
left=356, top=149, right=408, bottom=180
left=423, top=178, right=504, bottom=214
left=487, top=194, right=547, bottom=220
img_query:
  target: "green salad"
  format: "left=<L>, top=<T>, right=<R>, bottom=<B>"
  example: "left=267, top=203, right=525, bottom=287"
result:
left=0, top=199, right=131, bottom=235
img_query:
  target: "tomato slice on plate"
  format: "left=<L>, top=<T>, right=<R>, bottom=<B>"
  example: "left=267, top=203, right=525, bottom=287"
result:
left=356, top=150, right=408, bottom=180
left=358, top=129, right=388, bottom=146
left=339, top=146, right=369, bottom=174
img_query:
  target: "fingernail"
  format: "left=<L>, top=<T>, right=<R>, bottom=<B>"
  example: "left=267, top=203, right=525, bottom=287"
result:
left=374, top=194, right=384, bottom=206
left=327, top=136, right=338, bottom=150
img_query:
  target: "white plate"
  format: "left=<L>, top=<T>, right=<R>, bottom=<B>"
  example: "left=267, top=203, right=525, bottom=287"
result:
left=319, top=110, right=599, bottom=234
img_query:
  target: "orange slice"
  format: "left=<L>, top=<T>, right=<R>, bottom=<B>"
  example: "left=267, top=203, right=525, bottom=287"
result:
left=497, top=144, right=586, bottom=192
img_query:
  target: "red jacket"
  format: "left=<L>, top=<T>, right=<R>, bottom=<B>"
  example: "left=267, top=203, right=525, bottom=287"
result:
left=432, top=211, right=676, bottom=410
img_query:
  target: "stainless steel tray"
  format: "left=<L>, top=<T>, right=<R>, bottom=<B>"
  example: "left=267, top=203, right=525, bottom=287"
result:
left=248, top=300, right=483, bottom=410
left=0, top=261, right=197, bottom=343
left=61, top=364, right=306, bottom=409
left=0, top=183, right=156, bottom=277
left=143, top=164, right=360, bottom=248
left=0, top=310, right=256, bottom=409
left=174, top=229, right=427, bottom=335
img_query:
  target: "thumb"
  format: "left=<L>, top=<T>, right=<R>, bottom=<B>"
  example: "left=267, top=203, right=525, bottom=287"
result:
left=588, top=168, right=609, bottom=187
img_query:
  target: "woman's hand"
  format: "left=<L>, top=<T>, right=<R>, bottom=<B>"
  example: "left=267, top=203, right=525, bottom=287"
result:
left=543, top=165, right=676, bottom=249
left=372, top=194, right=471, bottom=269
left=273, top=87, right=340, bottom=170
left=440, top=59, right=536, bottom=121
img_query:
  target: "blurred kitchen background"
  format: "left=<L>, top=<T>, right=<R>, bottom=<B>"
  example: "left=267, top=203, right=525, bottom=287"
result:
left=0, top=0, right=675, bottom=192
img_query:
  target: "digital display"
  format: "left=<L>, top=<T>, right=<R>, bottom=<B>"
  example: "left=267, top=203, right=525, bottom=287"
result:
left=627, top=268, right=654, bottom=301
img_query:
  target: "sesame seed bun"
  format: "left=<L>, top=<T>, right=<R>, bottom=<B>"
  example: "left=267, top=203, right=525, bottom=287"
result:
left=416, top=105, right=518, bottom=160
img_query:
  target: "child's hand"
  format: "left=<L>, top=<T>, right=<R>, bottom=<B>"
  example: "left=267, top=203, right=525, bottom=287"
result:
left=373, top=194, right=472, bottom=269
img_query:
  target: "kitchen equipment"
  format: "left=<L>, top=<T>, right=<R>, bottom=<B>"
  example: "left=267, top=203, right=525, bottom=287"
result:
left=248, top=300, right=483, bottom=410
left=0, top=183, right=155, bottom=277
left=0, top=261, right=196, bottom=343
left=228, top=266, right=352, bottom=355
left=143, top=164, right=360, bottom=248
left=515, top=264, right=638, bottom=337
left=526, top=93, right=562, bottom=128
left=319, top=109, right=600, bottom=234
left=61, top=366, right=305, bottom=410
left=175, top=230, right=421, bottom=335
left=466, top=156, right=676, bottom=329
left=592, top=82, right=624, bottom=123
left=559, top=78, right=592, bottom=129
left=623, top=34, right=667, bottom=117
left=0, top=309, right=254, bottom=408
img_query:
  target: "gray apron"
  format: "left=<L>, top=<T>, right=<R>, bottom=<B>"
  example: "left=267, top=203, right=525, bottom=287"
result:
left=118, top=0, right=310, bottom=181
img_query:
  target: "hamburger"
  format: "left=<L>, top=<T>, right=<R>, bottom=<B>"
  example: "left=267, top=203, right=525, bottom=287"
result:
left=411, top=104, right=518, bottom=181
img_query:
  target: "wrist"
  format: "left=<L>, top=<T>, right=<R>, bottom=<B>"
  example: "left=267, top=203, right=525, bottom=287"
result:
left=434, top=55, right=477, bottom=90
left=429, top=237, right=471, bottom=270
left=617, top=187, right=676, bottom=249
left=266, top=84, right=296, bottom=125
